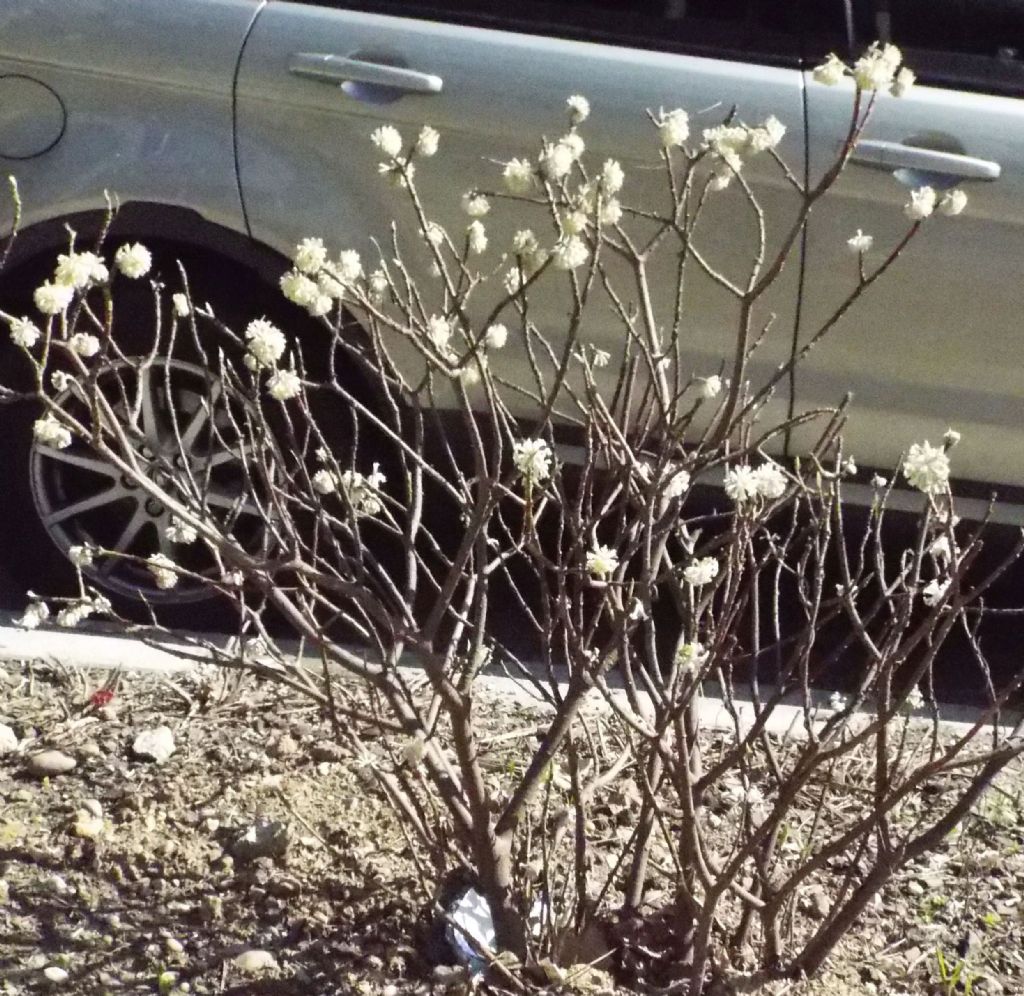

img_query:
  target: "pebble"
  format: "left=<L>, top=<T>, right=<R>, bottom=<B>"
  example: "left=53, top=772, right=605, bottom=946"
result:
left=165, top=937, right=184, bottom=954
left=233, top=949, right=278, bottom=974
left=0, top=722, right=17, bottom=756
left=309, top=740, right=345, bottom=763
left=269, top=734, right=298, bottom=758
left=800, top=885, right=831, bottom=920
left=230, top=818, right=289, bottom=862
left=82, top=799, right=103, bottom=819
left=71, top=810, right=105, bottom=840
left=132, top=726, right=176, bottom=764
left=26, top=750, right=77, bottom=777
left=42, top=966, right=69, bottom=983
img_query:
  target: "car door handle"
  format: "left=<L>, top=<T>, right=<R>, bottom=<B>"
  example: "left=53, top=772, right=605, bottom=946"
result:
left=288, top=53, right=443, bottom=94
left=849, top=139, right=1001, bottom=181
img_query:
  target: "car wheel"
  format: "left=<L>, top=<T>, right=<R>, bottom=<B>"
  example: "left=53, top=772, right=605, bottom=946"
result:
left=0, top=241, right=294, bottom=625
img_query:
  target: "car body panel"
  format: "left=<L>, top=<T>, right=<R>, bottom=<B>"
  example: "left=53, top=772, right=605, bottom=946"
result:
left=235, top=1, right=806, bottom=422
left=796, top=79, right=1024, bottom=489
left=0, top=0, right=258, bottom=238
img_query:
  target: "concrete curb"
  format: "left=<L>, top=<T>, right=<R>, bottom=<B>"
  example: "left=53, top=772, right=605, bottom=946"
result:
left=0, top=615, right=1019, bottom=743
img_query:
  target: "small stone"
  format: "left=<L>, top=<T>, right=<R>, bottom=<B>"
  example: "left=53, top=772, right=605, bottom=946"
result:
left=132, top=726, right=176, bottom=764
left=269, top=734, right=298, bottom=758
left=801, top=886, right=831, bottom=920
left=71, top=810, right=104, bottom=840
left=0, top=879, right=9, bottom=904
left=233, top=949, right=278, bottom=974
left=165, top=937, right=184, bottom=954
left=26, top=750, right=77, bottom=777
left=230, top=818, right=290, bottom=862
left=43, top=965, right=69, bottom=983
left=82, top=799, right=103, bottom=819
left=0, top=723, right=17, bottom=756
left=310, top=740, right=345, bottom=763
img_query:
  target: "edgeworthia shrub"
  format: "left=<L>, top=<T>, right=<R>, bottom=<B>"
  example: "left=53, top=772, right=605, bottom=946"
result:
left=2, top=44, right=1021, bottom=994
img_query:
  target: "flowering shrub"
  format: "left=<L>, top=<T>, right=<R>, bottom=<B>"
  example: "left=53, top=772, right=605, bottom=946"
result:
left=2, top=44, right=1023, bottom=995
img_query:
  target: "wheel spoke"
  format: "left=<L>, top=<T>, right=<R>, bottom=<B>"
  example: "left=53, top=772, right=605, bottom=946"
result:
left=106, top=504, right=150, bottom=559
left=156, top=522, right=174, bottom=557
left=180, top=381, right=223, bottom=453
left=199, top=448, right=242, bottom=470
left=139, top=365, right=161, bottom=445
left=43, top=486, right=128, bottom=526
left=205, top=490, right=262, bottom=518
left=37, top=446, right=119, bottom=479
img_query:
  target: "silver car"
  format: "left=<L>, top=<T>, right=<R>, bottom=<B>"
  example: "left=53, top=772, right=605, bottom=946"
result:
left=1, top=0, right=1022, bottom=608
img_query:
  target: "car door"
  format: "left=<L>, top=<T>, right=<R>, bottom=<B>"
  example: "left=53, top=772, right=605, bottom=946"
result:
left=795, top=0, right=1024, bottom=496
left=235, top=0, right=808, bottom=428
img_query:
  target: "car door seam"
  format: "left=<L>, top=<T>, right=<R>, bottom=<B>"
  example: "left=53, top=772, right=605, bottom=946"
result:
left=231, top=0, right=269, bottom=241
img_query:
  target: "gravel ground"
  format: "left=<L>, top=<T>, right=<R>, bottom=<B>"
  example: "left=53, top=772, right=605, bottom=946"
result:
left=1, top=658, right=1022, bottom=996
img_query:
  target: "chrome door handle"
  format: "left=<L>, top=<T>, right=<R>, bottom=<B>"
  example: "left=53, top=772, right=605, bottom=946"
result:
left=289, top=53, right=443, bottom=94
left=849, top=139, right=1001, bottom=180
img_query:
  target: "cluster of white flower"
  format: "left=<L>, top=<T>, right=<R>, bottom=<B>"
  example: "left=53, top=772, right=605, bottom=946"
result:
left=657, top=107, right=689, bottom=148
left=280, top=241, right=365, bottom=317
left=172, top=293, right=190, bottom=317
left=847, top=229, right=873, bottom=254
left=293, top=236, right=328, bottom=274
left=147, top=552, right=179, bottom=590
left=676, top=641, right=709, bottom=674
left=69, top=332, right=100, bottom=358
left=55, top=250, right=108, bottom=290
left=166, top=517, right=199, bottom=545
left=567, top=94, right=590, bottom=125
left=902, top=440, right=950, bottom=494
left=34, top=280, right=75, bottom=316
left=502, top=157, right=536, bottom=194
left=15, top=600, right=50, bottom=629
left=8, top=316, right=41, bottom=349
left=539, top=138, right=580, bottom=182
left=312, top=468, right=336, bottom=495
left=371, top=124, right=404, bottom=159
left=904, top=685, right=925, bottom=712
left=267, top=368, right=302, bottom=401
left=68, top=545, right=94, bottom=568
left=114, top=243, right=152, bottom=279
left=586, top=542, right=619, bottom=579
left=699, top=375, right=722, bottom=400
left=462, top=192, right=490, bottom=217
left=904, top=186, right=967, bottom=222
left=340, top=463, right=387, bottom=516
left=367, top=269, right=389, bottom=303
left=483, top=324, right=507, bottom=350
left=33, top=413, right=72, bottom=450
left=312, top=459, right=386, bottom=515
left=513, top=438, right=553, bottom=485
left=724, top=461, right=787, bottom=504
left=416, top=125, right=439, bottom=157
left=701, top=115, right=785, bottom=191
left=426, top=313, right=453, bottom=355
left=467, top=220, right=488, bottom=255
left=683, top=556, right=719, bottom=587
left=601, top=159, right=625, bottom=195
left=551, top=234, right=588, bottom=270
left=57, top=597, right=104, bottom=628
left=813, top=44, right=914, bottom=97
left=244, top=318, right=286, bottom=369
